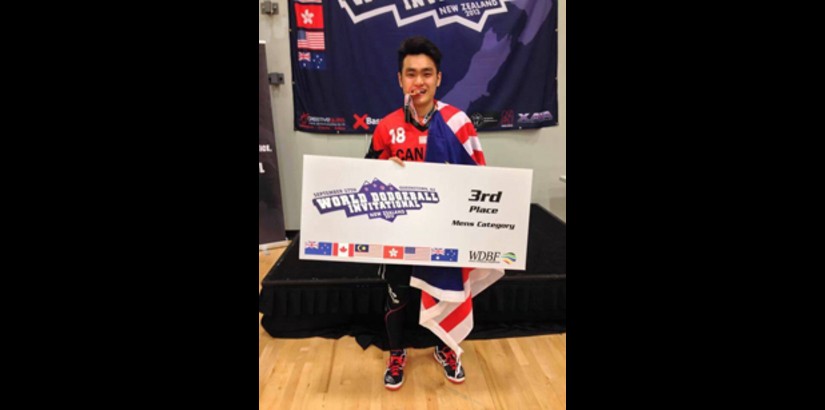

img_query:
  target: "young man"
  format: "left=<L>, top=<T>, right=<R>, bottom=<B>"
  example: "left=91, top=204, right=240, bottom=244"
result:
left=365, top=36, right=489, bottom=391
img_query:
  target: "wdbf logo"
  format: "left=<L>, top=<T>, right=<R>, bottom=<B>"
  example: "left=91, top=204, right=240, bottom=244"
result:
left=501, top=252, right=517, bottom=264
left=312, top=178, right=439, bottom=222
left=339, top=0, right=510, bottom=33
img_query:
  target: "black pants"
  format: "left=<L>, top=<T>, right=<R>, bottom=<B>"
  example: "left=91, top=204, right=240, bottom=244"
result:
left=380, top=264, right=445, bottom=351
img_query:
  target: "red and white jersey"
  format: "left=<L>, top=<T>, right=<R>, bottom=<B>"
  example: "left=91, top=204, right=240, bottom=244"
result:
left=370, top=101, right=487, bottom=165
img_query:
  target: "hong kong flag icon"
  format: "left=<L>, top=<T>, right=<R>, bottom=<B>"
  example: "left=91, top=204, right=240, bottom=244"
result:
left=383, top=245, right=404, bottom=260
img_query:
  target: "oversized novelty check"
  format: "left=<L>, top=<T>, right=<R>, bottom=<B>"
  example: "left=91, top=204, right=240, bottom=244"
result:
left=299, top=155, right=533, bottom=270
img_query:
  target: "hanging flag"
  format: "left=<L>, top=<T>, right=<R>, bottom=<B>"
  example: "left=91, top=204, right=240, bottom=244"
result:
left=294, top=3, right=324, bottom=29
left=311, top=52, right=326, bottom=70
left=297, top=29, right=325, bottom=50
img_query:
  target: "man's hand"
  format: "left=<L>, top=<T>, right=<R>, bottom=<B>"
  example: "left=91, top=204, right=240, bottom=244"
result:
left=389, top=157, right=405, bottom=167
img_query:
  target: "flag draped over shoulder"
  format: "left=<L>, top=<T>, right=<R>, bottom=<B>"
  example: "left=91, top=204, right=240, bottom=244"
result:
left=409, top=103, right=505, bottom=358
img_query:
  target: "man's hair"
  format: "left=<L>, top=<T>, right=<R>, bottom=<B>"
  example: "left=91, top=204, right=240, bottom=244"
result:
left=397, top=36, right=442, bottom=73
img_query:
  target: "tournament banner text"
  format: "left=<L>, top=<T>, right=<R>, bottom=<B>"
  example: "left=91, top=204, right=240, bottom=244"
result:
left=299, top=155, right=532, bottom=270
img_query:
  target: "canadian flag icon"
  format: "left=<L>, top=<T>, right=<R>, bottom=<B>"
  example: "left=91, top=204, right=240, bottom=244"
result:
left=333, top=243, right=353, bottom=257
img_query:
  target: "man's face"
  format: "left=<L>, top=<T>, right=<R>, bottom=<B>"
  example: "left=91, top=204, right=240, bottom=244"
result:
left=398, top=54, right=442, bottom=109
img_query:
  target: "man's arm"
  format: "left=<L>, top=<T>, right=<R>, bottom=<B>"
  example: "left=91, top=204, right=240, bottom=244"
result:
left=364, top=136, right=384, bottom=159
left=365, top=123, right=404, bottom=166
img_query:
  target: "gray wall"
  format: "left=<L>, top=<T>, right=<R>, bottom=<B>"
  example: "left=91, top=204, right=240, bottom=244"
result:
left=259, top=0, right=566, bottom=230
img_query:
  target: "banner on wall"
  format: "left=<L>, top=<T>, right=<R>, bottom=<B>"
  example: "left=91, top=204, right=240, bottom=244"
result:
left=288, top=0, right=557, bottom=134
left=259, top=41, right=288, bottom=248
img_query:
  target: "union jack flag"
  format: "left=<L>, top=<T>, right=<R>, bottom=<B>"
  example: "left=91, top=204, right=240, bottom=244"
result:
left=298, top=51, right=311, bottom=62
left=408, top=104, right=502, bottom=359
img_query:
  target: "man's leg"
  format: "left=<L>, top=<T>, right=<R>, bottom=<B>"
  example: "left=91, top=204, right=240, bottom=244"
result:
left=380, top=264, right=411, bottom=390
left=434, top=342, right=466, bottom=383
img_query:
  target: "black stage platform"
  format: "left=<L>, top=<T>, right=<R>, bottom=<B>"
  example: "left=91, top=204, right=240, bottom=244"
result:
left=259, top=203, right=566, bottom=350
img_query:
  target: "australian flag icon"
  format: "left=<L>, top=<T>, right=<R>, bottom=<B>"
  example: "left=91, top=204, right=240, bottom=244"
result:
left=305, top=241, right=332, bottom=255
left=430, top=248, right=458, bottom=262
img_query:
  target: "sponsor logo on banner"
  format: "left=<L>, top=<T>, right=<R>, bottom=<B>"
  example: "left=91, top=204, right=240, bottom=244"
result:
left=470, top=112, right=501, bottom=129
left=299, top=112, right=346, bottom=131
left=338, top=0, right=509, bottom=32
left=352, top=113, right=380, bottom=130
left=517, top=110, right=554, bottom=124
left=311, top=179, right=440, bottom=222
left=468, top=249, right=502, bottom=264
left=500, top=109, right=515, bottom=128
left=501, top=252, right=517, bottom=264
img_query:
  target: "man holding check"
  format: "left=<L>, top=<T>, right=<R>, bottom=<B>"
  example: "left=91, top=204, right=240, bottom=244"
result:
left=365, top=35, right=503, bottom=391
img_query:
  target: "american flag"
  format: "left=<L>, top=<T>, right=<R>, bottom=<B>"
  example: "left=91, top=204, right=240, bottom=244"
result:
left=407, top=105, right=503, bottom=359
left=295, top=0, right=322, bottom=3
left=412, top=267, right=504, bottom=357
left=404, top=246, right=431, bottom=261
left=297, top=29, right=325, bottom=50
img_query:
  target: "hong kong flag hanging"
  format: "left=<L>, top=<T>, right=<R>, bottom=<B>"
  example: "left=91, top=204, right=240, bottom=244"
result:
left=294, top=3, right=324, bottom=29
